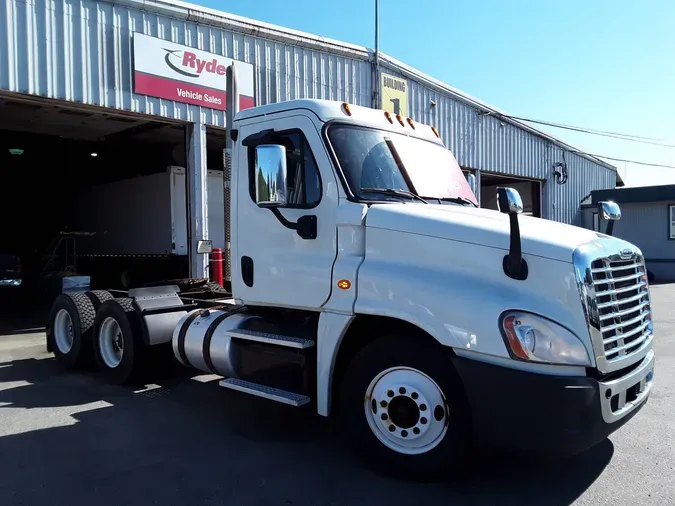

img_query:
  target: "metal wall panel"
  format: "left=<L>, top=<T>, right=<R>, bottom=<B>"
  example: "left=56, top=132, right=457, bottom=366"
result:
left=609, top=203, right=675, bottom=259
left=546, top=147, right=616, bottom=225
left=384, top=63, right=616, bottom=225
left=0, top=0, right=615, bottom=225
left=607, top=202, right=675, bottom=281
left=580, top=202, right=675, bottom=280
left=388, top=64, right=555, bottom=179
left=0, top=0, right=371, bottom=126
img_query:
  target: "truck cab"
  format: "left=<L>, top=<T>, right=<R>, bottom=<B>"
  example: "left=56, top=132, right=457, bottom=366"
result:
left=46, top=97, right=655, bottom=481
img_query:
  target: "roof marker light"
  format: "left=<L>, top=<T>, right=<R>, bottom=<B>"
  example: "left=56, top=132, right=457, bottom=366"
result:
left=384, top=111, right=393, bottom=124
left=431, top=126, right=440, bottom=138
left=406, top=117, right=415, bottom=129
left=395, top=114, right=405, bottom=127
left=342, top=102, right=352, bottom=116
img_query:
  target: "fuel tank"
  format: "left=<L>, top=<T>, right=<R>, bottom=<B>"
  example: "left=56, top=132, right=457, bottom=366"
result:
left=172, top=308, right=262, bottom=377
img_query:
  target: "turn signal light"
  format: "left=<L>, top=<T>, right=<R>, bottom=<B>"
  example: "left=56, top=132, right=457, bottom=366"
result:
left=337, top=279, right=351, bottom=290
left=502, top=315, right=530, bottom=360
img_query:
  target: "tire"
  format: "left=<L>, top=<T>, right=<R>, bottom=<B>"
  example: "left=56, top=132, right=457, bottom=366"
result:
left=338, top=335, right=470, bottom=482
left=92, top=298, right=144, bottom=385
left=201, top=281, right=229, bottom=294
left=85, top=290, right=114, bottom=310
left=46, top=292, right=97, bottom=369
left=169, top=277, right=208, bottom=292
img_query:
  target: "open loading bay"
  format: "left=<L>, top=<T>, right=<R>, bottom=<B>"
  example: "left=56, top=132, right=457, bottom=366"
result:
left=0, top=94, right=227, bottom=316
left=479, top=173, right=542, bottom=218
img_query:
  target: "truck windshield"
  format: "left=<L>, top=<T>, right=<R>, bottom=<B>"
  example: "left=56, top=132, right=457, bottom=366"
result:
left=327, top=124, right=477, bottom=206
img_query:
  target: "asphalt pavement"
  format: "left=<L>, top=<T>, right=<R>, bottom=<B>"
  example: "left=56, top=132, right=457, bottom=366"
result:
left=0, top=285, right=673, bottom=506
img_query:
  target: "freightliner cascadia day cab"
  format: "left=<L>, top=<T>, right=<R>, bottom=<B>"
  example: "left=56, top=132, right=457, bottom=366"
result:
left=46, top=67, right=655, bottom=480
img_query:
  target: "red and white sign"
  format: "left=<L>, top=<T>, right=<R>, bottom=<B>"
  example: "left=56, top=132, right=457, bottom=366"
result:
left=132, top=33, right=255, bottom=111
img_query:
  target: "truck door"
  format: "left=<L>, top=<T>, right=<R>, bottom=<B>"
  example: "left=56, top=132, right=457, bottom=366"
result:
left=233, top=114, right=338, bottom=309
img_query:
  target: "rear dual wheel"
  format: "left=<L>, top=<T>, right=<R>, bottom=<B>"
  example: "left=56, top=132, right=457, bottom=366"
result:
left=92, top=298, right=143, bottom=385
left=339, top=335, right=470, bottom=481
left=47, top=290, right=114, bottom=367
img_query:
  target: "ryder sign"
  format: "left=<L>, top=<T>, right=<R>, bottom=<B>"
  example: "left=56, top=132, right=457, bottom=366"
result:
left=132, top=33, right=255, bottom=111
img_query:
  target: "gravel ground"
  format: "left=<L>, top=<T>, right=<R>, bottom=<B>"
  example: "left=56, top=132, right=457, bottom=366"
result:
left=0, top=284, right=673, bottom=506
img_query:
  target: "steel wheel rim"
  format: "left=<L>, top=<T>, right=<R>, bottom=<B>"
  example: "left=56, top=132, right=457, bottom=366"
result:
left=54, top=309, right=74, bottom=354
left=99, top=317, right=124, bottom=368
left=364, top=366, right=449, bottom=455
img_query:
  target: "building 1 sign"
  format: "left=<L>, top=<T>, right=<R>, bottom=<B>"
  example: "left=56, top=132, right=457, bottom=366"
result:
left=381, top=73, right=408, bottom=117
left=132, top=33, right=255, bottom=111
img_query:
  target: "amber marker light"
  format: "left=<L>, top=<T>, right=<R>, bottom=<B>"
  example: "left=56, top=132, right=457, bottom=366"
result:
left=337, top=279, right=351, bottom=290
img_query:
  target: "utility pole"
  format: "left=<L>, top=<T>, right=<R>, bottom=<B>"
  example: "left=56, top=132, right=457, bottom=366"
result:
left=372, top=0, right=380, bottom=109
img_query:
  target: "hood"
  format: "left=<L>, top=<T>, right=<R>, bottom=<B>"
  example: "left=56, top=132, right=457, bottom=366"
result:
left=365, top=203, right=600, bottom=263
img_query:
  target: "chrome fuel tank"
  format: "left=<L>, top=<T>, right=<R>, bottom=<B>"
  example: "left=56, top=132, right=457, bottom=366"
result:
left=172, top=308, right=262, bottom=377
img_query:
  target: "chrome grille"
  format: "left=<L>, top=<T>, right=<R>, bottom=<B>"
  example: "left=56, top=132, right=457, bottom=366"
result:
left=590, top=258, right=651, bottom=362
left=574, top=238, right=654, bottom=374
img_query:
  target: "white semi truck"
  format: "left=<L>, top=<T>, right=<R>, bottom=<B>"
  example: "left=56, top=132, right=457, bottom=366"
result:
left=45, top=73, right=655, bottom=480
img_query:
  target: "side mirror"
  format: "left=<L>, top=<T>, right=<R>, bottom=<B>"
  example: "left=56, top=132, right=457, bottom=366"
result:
left=254, top=144, right=288, bottom=207
left=465, top=173, right=477, bottom=196
left=496, top=187, right=523, bottom=215
left=599, top=201, right=621, bottom=221
left=598, top=200, right=621, bottom=236
left=496, top=187, right=527, bottom=281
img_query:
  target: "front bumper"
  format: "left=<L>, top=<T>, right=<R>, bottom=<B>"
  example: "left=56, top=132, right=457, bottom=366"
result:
left=451, top=349, right=654, bottom=457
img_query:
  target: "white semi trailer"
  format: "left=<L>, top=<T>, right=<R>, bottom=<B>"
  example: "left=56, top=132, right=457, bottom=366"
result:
left=45, top=69, right=655, bottom=480
left=62, top=167, right=225, bottom=288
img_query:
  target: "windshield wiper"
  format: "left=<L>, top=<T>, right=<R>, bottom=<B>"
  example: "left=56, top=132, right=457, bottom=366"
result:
left=425, top=196, right=478, bottom=207
left=360, top=188, right=428, bottom=204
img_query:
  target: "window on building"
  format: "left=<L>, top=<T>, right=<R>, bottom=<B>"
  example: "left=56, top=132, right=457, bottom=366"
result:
left=249, top=131, right=322, bottom=208
left=670, top=205, right=675, bottom=240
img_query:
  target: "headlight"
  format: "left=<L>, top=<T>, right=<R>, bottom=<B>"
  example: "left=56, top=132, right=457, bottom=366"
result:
left=500, top=311, right=591, bottom=366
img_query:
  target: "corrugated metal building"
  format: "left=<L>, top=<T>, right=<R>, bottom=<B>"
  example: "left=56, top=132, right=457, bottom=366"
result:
left=0, top=0, right=620, bottom=275
left=376, top=54, right=621, bottom=224
left=581, top=185, right=675, bottom=282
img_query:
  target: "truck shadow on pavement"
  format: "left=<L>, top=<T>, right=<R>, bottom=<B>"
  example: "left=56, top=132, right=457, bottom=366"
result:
left=0, top=350, right=614, bottom=506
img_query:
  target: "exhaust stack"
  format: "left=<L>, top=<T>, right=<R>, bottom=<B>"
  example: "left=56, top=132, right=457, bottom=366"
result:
left=224, top=63, right=240, bottom=285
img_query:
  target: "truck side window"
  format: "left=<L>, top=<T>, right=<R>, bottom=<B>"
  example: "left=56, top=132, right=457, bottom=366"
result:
left=248, top=131, right=322, bottom=209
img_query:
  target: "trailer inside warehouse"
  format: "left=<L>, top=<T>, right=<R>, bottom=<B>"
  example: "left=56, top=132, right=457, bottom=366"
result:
left=0, top=94, right=227, bottom=331
left=479, top=173, right=542, bottom=217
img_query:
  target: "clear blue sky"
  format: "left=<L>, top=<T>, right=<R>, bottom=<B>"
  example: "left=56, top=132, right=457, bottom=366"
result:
left=199, top=0, right=674, bottom=187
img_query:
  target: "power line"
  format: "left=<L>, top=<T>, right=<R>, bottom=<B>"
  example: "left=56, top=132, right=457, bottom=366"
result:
left=585, top=154, right=675, bottom=170
left=505, top=115, right=667, bottom=141
left=557, top=142, right=675, bottom=169
left=500, top=114, right=675, bottom=148
left=490, top=113, right=675, bottom=169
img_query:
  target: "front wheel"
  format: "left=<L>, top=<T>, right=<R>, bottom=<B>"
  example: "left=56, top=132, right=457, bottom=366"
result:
left=338, top=335, right=470, bottom=481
